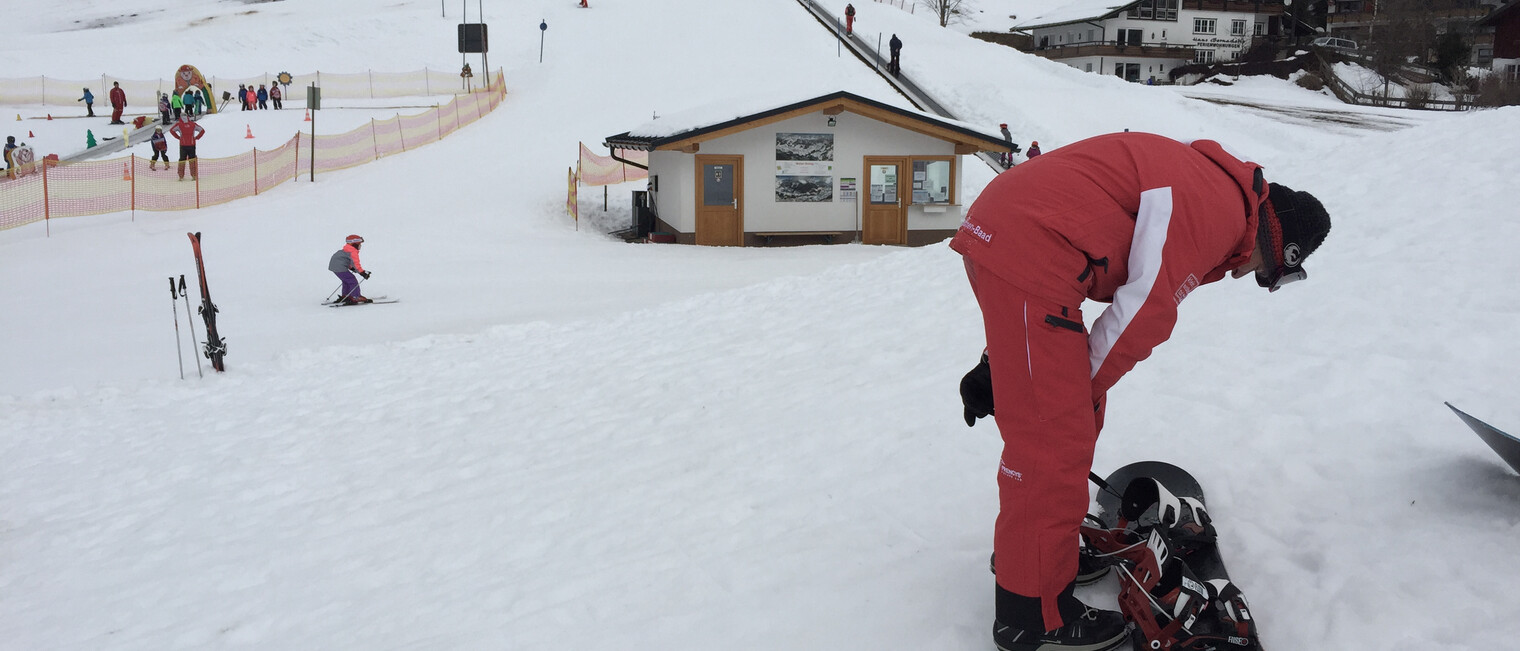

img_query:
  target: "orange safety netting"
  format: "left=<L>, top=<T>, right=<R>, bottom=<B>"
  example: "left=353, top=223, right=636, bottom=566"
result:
left=0, top=68, right=490, bottom=106
left=0, top=73, right=505, bottom=232
left=577, top=143, right=649, bottom=187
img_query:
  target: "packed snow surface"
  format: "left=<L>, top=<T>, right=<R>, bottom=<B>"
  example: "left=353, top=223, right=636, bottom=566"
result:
left=2, top=1, right=1518, bottom=650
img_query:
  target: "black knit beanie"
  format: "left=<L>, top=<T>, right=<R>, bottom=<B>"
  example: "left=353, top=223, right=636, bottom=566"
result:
left=1263, top=183, right=1331, bottom=270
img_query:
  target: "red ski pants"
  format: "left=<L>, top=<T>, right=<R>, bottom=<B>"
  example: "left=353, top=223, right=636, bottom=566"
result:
left=965, top=260, right=1101, bottom=631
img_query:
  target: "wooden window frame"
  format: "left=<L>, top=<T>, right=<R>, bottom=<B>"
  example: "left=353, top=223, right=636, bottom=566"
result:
left=907, top=155, right=957, bottom=206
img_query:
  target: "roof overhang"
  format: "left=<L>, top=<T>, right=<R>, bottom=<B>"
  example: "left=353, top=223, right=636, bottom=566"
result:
left=604, top=90, right=1009, bottom=155
left=1012, top=0, right=1142, bottom=32
left=1475, top=1, right=1519, bottom=28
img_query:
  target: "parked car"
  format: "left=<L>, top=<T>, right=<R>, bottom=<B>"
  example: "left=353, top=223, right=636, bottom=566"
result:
left=1311, top=36, right=1359, bottom=51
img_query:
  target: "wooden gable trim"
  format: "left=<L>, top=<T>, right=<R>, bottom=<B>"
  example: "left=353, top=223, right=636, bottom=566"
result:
left=655, top=97, right=1009, bottom=153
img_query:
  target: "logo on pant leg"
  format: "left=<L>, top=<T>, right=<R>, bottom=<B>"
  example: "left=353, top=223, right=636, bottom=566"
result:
left=999, top=461, right=1023, bottom=481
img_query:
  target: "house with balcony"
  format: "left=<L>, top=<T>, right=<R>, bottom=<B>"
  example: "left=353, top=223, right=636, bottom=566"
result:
left=1013, top=0, right=1285, bottom=82
left=1326, top=0, right=1505, bottom=66
left=1475, top=0, right=1520, bottom=77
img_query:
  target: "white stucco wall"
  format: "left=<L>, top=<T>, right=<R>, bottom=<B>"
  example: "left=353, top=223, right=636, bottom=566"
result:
left=646, top=108, right=970, bottom=238
left=1029, top=7, right=1265, bottom=72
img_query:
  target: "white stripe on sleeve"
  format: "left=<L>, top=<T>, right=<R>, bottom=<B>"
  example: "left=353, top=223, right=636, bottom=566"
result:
left=1089, top=186, right=1175, bottom=378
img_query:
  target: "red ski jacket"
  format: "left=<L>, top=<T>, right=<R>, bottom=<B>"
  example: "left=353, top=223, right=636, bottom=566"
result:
left=950, top=132, right=1266, bottom=404
left=168, top=120, right=204, bottom=146
left=109, top=86, right=127, bottom=109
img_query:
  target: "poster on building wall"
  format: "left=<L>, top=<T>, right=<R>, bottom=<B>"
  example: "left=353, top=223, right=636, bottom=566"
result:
left=775, top=133, right=835, bottom=202
left=776, top=132, right=834, bottom=162
left=839, top=177, right=857, bottom=201
left=776, top=175, right=834, bottom=202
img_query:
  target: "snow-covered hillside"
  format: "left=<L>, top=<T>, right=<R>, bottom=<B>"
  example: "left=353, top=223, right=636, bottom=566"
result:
left=2, top=1, right=1518, bottom=650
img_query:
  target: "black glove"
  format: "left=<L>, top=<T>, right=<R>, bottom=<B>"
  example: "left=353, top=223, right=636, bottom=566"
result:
left=960, top=352, right=995, bottom=427
left=360, top=270, right=371, bottom=279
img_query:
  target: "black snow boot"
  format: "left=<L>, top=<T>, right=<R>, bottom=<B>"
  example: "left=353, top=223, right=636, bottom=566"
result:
left=993, top=606, right=1128, bottom=651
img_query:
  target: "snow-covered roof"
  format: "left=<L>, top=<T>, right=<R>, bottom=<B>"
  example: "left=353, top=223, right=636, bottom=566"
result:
left=604, top=90, right=1009, bottom=152
left=1013, top=0, right=1140, bottom=30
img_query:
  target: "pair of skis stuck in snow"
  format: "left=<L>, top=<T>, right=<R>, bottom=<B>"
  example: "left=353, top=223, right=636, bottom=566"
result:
left=168, top=232, right=227, bottom=376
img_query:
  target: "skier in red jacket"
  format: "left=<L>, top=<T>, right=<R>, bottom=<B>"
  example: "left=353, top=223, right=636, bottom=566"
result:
left=328, top=235, right=373, bottom=304
left=951, top=132, right=1330, bottom=651
left=168, top=114, right=205, bottom=181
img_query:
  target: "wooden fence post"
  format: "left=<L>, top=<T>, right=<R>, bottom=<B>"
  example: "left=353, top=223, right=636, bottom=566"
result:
left=397, top=114, right=407, bottom=152
left=253, top=148, right=259, bottom=196
left=293, top=132, right=301, bottom=183
left=371, top=118, right=379, bottom=160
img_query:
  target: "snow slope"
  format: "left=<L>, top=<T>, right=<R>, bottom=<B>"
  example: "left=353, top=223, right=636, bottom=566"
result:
left=3, top=1, right=1519, bottom=650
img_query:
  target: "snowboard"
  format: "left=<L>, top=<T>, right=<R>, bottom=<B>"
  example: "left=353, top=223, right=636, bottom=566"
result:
left=1085, top=461, right=1263, bottom=651
left=1446, top=402, right=1520, bottom=474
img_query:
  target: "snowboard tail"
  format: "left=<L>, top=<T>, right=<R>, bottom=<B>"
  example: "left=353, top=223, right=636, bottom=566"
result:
left=1083, top=461, right=1264, bottom=651
left=1446, top=402, right=1520, bottom=474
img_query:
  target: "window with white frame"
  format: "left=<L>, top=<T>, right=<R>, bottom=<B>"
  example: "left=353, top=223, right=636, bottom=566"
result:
left=1127, top=0, right=1178, bottom=21
left=1194, top=18, right=1216, bottom=34
left=1194, top=49, right=1216, bottom=63
left=1231, top=20, right=1246, bottom=36
left=1255, top=22, right=1265, bottom=36
left=1508, top=64, right=1519, bottom=82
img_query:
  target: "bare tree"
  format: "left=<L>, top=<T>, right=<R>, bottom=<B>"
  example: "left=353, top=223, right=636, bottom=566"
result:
left=919, top=0, right=973, bottom=27
left=1365, top=0, right=1434, bottom=98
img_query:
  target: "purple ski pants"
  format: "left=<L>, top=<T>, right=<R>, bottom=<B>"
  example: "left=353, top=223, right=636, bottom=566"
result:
left=334, top=271, right=360, bottom=300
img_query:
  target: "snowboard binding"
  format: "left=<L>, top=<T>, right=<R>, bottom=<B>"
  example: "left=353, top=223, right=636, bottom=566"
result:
left=1081, top=475, right=1264, bottom=651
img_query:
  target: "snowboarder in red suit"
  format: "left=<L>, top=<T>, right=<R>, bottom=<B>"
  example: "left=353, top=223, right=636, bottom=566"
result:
left=845, top=4, right=856, bottom=35
left=108, top=82, right=127, bottom=124
left=951, top=132, right=1331, bottom=651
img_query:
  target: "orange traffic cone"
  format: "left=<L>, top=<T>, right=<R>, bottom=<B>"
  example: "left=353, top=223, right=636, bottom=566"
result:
left=245, top=124, right=255, bottom=139
left=47, top=114, right=53, bottom=121
left=28, top=131, right=34, bottom=137
left=123, top=162, right=133, bottom=181
left=303, top=109, right=311, bottom=122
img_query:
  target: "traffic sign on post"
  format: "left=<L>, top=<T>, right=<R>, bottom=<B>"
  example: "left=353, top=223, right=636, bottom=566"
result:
left=458, top=23, right=489, bottom=53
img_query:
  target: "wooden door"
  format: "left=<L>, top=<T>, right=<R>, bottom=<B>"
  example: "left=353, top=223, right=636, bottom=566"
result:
left=862, top=156, right=907, bottom=245
left=695, top=155, right=744, bottom=246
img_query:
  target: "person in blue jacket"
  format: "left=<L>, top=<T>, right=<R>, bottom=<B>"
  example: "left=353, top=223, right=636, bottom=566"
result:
left=257, top=85, right=269, bottom=110
left=78, top=88, right=95, bottom=117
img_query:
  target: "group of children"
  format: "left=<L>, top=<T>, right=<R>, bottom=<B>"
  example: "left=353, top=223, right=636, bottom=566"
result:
left=235, top=84, right=281, bottom=111
left=155, top=89, right=208, bottom=126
